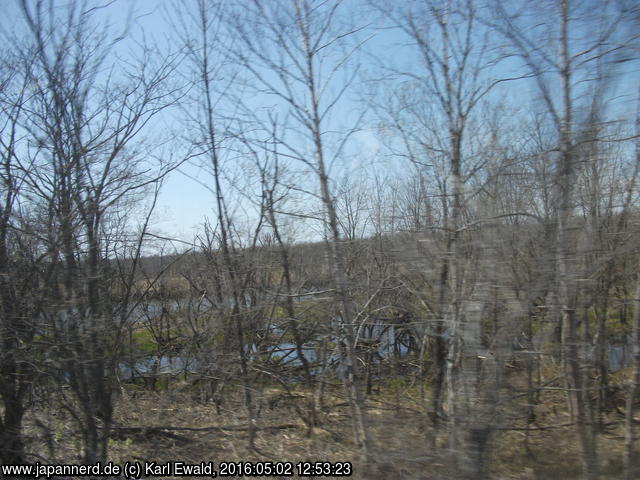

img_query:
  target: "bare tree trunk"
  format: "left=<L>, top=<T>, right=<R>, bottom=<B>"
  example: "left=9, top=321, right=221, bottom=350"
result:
left=0, top=370, right=27, bottom=464
left=624, top=277, right=640, bottom=479
left=226, top=0, right=373, bottom=457
left=193, top=0, right=257, bottom=449
left=623, top=87, right=640, bottom=480
left=264, top=174, right=317, bottom=429
left=429, top=237, right=450, bottom=442
left=555, top=2, right=598, bottom=476
left=314, top=141, right=372, bottom=455
left=294, top=0, right=371, bottom=454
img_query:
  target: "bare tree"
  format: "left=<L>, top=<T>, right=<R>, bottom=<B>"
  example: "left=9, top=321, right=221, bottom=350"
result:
left=623, top=87, right=640, bottom=480
left=11, top=0, right=181, bottom=463
left=491, top=0, right=639, bottom=477
left=0, top=46, right=51, bottom=465
left=172, top=0, right=275, bottom=449
left=227, top=0, right=373, bottom=457
left=370, top=0, right=518, bottom=474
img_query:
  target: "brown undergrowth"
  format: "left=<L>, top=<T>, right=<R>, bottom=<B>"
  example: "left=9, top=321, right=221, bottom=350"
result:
left=23, top=370, right=639, bottom=479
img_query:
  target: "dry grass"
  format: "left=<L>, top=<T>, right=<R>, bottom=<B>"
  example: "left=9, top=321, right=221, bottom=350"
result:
left=23, top=369, right=639, bottom=479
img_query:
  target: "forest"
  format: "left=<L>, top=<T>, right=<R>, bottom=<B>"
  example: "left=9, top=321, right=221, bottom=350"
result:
left=0, top=0, right=639, bottom=479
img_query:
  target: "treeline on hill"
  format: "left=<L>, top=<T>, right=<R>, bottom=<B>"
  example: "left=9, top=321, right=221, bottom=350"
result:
left=1, top=1, right=640, bottom=479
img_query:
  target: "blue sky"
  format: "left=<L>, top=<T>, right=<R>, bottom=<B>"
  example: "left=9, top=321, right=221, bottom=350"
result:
left=2, top=0, right=638, bottom=248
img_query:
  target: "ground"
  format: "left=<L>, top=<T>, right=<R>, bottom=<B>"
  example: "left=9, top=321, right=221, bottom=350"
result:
left=22, top=369, right=638, bottom=479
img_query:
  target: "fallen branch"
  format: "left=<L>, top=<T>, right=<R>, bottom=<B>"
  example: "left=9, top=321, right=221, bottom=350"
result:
left=111, top=423, right=298, bottom=436
left=496, top=420, right=620, bottom=432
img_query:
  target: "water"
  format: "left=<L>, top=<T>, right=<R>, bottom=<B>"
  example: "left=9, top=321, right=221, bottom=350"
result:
left=118, top=303, right=630, bottom=380
left=119, top=355, right=197, bottom=380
